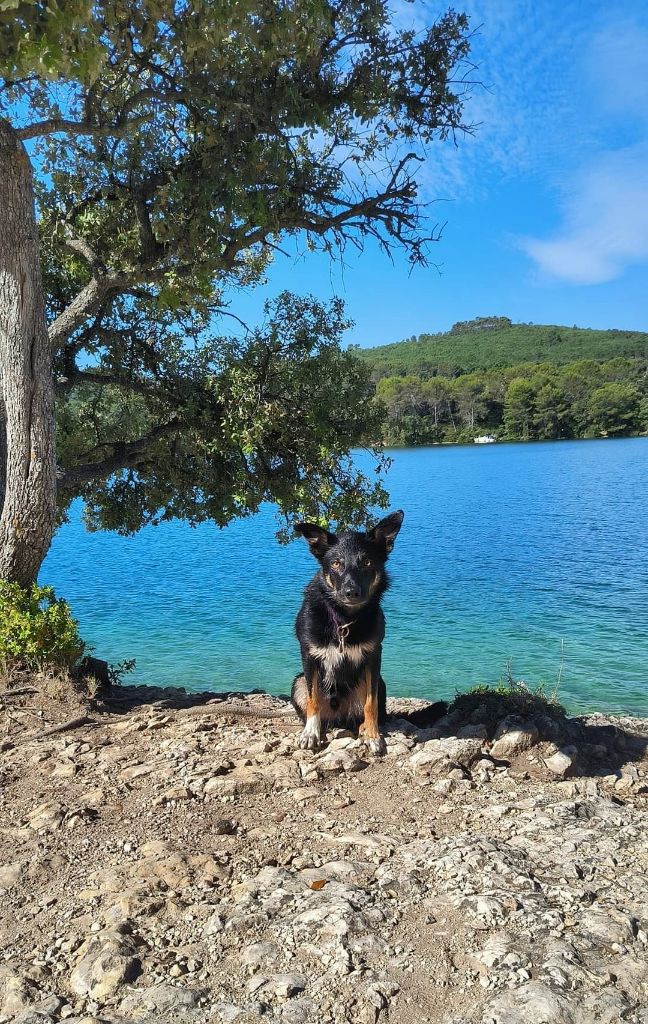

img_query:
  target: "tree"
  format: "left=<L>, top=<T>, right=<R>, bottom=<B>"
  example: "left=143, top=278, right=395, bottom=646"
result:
left=545, top=328, right=562, bottom=347
left=587, top=383, right=641, bottom=436
left=639, top=394, right=648, bottom=433
left=375, top=376, right=428, bottom=420
left=533, top=379, right=570, bottom=439
left=453, top=373, right=487, bottom=431
left=503, top=378, right=535, bottom=440
left=0, top=1, right=473, bottom=585
left=422, top=377, right=452, bottom=429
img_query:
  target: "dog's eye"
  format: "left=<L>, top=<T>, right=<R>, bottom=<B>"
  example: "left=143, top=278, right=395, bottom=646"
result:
left=361, top=557, right=372, bottom=567
left=331, top=559, right=342, bottom=570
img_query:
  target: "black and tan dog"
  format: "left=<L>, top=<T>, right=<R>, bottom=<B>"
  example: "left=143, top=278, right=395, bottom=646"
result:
left=291, top=510, right=404, bottom=755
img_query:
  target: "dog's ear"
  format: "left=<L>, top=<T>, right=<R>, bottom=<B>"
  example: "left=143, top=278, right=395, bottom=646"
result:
left=368, top=509, right=404, bottom=553
left=295, top=522, right=338, bottom=560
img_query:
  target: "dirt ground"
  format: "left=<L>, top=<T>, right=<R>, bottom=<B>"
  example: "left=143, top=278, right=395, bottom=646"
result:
left=1, top=678, right=648, bottom=1024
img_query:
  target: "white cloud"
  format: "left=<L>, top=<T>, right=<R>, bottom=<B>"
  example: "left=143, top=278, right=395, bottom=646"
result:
left=388, top=1, right=648, bottom=287
left=518, top=145, right=648, bottom=284
left=518, top=9, right=648, bottom=285
left=409, top=0, right=602, bottom=200
left=459, top=0, right=594, bottom=172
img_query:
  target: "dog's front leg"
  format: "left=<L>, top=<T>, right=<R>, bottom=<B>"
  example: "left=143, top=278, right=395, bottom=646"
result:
left=358, top=656, right=386, bottom=756
left=299, top=663, right=324, bottom=750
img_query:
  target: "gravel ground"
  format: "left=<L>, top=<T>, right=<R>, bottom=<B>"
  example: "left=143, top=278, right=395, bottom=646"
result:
left=1, top=679, right=648, bottom=1024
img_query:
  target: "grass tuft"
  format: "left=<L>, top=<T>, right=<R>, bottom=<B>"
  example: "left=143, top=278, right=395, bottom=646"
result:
left=448, top=676, right=565, bottom=723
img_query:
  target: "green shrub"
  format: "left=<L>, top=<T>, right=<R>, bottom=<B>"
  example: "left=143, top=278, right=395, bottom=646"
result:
left=0, top=581, right=85, bottom=670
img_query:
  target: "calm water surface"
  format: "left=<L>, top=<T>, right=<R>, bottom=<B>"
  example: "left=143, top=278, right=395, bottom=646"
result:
left=41, top=438, right=648, bottom=715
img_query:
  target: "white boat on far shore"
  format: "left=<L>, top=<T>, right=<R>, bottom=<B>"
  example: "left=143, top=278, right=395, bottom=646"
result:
left=474, top=434, right=497, bottom=444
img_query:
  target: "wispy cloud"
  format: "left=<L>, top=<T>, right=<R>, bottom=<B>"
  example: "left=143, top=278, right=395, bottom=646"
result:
left=408, top=0, right=604, bottom=200
left=459, top=0, right=595, bottom=174
left=519, top=10, right=648, bottom=284
left=519, top=146, right=648, bottom=283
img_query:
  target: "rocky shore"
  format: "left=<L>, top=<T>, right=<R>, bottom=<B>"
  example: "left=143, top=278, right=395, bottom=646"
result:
left=1, top=679, right=648, bottom=1024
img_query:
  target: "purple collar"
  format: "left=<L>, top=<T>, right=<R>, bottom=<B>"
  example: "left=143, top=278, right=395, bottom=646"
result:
left=323, top=598, right=357, bottom=651
left=323, top=597, right=353, bottom=629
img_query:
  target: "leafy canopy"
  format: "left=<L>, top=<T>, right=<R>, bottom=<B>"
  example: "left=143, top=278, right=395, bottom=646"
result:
left=57, top=293, right=389, bottom=535
left=1, top=0, right=473, bottom=533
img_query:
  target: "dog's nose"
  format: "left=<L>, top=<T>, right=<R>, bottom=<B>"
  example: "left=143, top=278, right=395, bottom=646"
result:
left=343, top=582, right=360, bottom=599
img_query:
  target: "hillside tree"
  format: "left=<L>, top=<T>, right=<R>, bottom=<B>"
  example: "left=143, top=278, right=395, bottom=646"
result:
left=532, top=378, right=570, bottom=438
left=0, top=0, right=473, bottom=586
left=503, top=378, right=535, bottom=440
left=587, top=383, right=641, bottom=436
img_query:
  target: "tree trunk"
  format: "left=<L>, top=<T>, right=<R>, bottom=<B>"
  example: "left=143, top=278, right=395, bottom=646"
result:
left=0, top=120, right=56, bottom=587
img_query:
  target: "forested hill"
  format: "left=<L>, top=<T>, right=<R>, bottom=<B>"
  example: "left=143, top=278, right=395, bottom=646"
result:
left=353, top=317, right=648, bottom=446
left=356, top=317, right=648, bottom=378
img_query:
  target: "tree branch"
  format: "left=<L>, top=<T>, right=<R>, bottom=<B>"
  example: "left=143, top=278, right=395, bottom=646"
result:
left=17, top=114, right=150, bottom=141
left=63, top=233, right=102, bottom=270
left=133, top=194, right=165, bottom=263
left=55, top=368, right=153, bottom=398
left=58, top=420, right=181, bottom=486
left=48, top=274, right=130, bottom=351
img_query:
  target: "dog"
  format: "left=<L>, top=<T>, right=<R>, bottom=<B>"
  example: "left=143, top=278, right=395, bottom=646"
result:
left=291, top=510, right=404, bottom=756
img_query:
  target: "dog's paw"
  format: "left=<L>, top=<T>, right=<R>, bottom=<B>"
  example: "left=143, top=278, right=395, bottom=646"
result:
left=299, top=716, right=322, bottom=751
left=299, top=730, right=321, bottom=751
left=367, top=735, right=387, bottom=756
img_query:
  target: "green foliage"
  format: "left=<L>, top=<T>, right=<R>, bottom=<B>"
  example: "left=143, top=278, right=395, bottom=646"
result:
left=1, top=0, right=474, bottom=543
left=57, top=293, right=389, bottom=536
left=587, top=383, right=642, bottom=435
left=0, top=1, right=100, bottom=78
left=359, top=322, right=648, bottom=378
left=366, top=321, right=648, bottom=445
left=449, top=679, right=565, bottom=722
left=107, top=658, right=137, bottom=685
left=0, top=581, right=85, bottom=669
left=503, top=378, right=536, bottom=440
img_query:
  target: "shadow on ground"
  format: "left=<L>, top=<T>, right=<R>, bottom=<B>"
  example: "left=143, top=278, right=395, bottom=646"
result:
left=91, top=678, right=648, bottom=780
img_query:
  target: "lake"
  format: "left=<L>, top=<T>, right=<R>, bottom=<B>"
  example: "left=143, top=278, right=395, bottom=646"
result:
left=41, top=437, right=648, bottom=715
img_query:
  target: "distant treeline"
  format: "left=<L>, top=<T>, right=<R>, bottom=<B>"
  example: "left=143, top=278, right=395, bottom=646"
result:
left=374, top=358, right=648, bottom=445
left=357, top=319, right=648, bottom=445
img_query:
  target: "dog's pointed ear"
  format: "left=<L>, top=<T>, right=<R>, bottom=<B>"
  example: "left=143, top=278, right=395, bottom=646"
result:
left=295, top=522, right=338, bottom=560
left=368, top=509, right=404, bottom=554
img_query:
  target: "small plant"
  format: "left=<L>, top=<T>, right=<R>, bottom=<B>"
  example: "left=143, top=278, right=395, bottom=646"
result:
left=0, top=581, right=85, bottom=671
left=449, top=662, right=565, bottom=723
left=108, top=658, right=137, bottom=686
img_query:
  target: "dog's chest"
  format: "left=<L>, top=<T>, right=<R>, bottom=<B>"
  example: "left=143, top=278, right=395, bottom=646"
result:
left=309, top=641, right=374, bottom=684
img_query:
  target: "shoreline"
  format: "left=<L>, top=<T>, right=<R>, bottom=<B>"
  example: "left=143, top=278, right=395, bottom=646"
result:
left=379, top=432, right=648, bottom=451
left=2, top=679, right=648, bottom=1023
left=110, top=680, right=648, bottom=725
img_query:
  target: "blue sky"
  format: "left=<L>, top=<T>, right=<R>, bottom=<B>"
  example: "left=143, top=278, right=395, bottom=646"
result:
left=226, top=0, right=648, bottom=347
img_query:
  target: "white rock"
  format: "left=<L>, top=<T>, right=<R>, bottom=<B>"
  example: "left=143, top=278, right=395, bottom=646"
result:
left=409, top=737, right=483, bottom=773
left=317, top=749, right=366, bottom=773
left=69, top=931, right=140, bottom=1001
left=490, top=717, right=539, bottom=759
left=544, top=747, right=576, bottom=778
left=119, top=982, right=205, bottom=1014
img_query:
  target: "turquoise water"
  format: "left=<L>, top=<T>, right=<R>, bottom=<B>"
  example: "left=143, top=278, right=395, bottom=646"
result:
left=41, top=437, right=648, bottom=715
